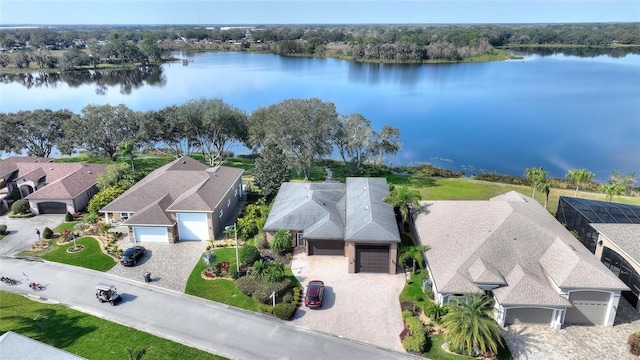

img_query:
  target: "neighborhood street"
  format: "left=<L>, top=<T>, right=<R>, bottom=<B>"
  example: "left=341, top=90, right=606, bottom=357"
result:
left=0, top=256, right=420, bottom=360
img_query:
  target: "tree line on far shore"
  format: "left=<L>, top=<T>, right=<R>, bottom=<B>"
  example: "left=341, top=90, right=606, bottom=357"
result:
left=0, top=98, right=401, bottom=194
left=1, top=22, right=638, bottom=71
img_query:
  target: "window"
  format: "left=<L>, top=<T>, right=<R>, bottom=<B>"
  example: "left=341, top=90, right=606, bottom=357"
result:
left=227, top=199, right=231, bottom=207
left=219, top=209, right=223, bottom=218
left=234, top=188, right=238, bottom=197
left=120, top=212, right=129, bottom=220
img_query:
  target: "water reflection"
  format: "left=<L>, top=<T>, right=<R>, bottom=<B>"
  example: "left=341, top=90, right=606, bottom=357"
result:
left=509, top=46, right=640, bottom=58
left=0, top=66, right=166, bottom=95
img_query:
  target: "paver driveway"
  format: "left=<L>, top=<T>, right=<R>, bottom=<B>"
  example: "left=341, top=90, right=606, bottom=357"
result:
left=290, top=250, right=407, bottom=353
left=107, top=240, right=207, bottom=292
left=0, top=213, right=64, bottom=255
left=502, top=297, right=640, bottom=360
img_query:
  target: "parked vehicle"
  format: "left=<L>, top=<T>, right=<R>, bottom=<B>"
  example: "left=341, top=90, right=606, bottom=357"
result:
left=305, top=280, right=325, bottom=308
left=95, top=283, right=121, bottom=305
left=29, top=282, right=45, bottom=291
left=120, top=246, right=146, bottom=266
left=1, top=276, right=17, bottom=285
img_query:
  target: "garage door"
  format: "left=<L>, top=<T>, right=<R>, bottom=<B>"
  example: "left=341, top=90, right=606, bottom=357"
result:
left=564, top=291, right=610, bottom=325
left=133, top=227, right=168, bottom=243
left=309, top=240, right=344, bottom=255
left=356, top=245, right=389, bottom=273
left=37, top=202, right=67, bottom=214
left=177, top=213, right=209, bottom=241
left=505, top=308, right=554, bottom=325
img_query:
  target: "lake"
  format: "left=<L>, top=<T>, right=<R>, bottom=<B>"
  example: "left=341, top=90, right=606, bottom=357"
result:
left=0, top=51, right=638, bottom=181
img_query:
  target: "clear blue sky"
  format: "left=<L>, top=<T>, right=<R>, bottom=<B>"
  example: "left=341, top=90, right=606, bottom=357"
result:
left=1, top=0, right=639, bottom=25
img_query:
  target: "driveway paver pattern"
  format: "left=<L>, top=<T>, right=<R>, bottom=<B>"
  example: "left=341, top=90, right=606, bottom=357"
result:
left=107, top=240, right=207, bottom=292
left=290, top=250, right=407, bottom=353
left=503, top=297, right=640, bottom=360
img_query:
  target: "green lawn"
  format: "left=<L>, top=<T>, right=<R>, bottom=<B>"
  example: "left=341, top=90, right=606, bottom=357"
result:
left=19, top=236, right=116, bottom=272
left=185, top=248, right=258, bottom=311
left=0, top=292, right=226, bottom=360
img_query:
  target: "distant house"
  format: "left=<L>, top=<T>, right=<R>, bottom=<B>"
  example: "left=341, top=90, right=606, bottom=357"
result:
left=0, top=156, right=107, bottom=215
left=414, top=191, right=628, bottom=328
left=101, top=156, right=243, bottom=243
left=264, top=178, right=400, bottom=274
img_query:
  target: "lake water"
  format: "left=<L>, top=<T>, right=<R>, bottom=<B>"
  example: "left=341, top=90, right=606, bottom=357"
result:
left=1, top=51, right=638, bottom=181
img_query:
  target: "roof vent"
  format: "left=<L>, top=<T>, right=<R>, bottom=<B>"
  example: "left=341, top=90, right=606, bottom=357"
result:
left=87, top=171, right=92, bottom=174
left=363, top=186, right=367, bottom=190
left=50, top=167, right=54, bottom=170
left=306, top=193, right=311, bottom=198
left=364, top=205, right=369, bottom=210
left=513, top=237, right=517, bottom=241
left=182, top=160, right=187, bottom=164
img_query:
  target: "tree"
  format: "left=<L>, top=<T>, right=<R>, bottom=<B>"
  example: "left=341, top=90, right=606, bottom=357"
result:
left=118, top=139, right=137, bottom=172
left=249, top=98, right=338, bottom=180
left=270, top=229, right=293, bottom=254
left=609, top=170, right=637, bottom=196
left=525, top=167, right=548, bottom=198
left=63, top=104, right=139, bottom=160
left=384, top=186, right=422, bottom=226
left=539, top=181, right=551, bottom=210
left=251, top=259, right=268, bottom=280
left=178, top=98, right=248, bottom=166
left=1, top=109, right=71, bottom=157
left=97, top=163, right=131, bottom=190
left=264, top=260, right=286, bottom=282
left=566, top=168, right=595, bottom=196
left=441, top=293, right=503, bottom=357
left=599, top=183, right=625, bottom=202
left=398, top=245, right=430, bottom=273
left=59, top=48, right=91, bottom=71
left=371, top=125, right=402, bottom=166
left=253, top=139, right=290, bottom=198
left=138, top=106, right=193, bottom=158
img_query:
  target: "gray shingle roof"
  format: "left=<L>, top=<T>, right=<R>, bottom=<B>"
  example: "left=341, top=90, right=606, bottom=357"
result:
left=590, top=223, right=640, bottom=265
left=264, top=178, right=400, bottom=243
left=101, top=156, right=243, bottom=222
left=0, top=331, right=85, bottom=360
left=415, top=191, right=628, bottom=307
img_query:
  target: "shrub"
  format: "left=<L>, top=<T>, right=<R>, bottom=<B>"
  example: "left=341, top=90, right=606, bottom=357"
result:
left=74, top=222, right=88, bottom=232
left=282, top=292, right=293, bottom=303
left=402, top=316, right=428, bottom=353
left=83, top=213, right=99, bottom=224
left=11, top=199, right=30, bottom=214
left=0, top=224, right=7, bottom=235
left=42, top=227, right=53, bottom=239
left=100, top=223, right=112, bottom=234
left=292, top=287, right=301, bottom=304
left=258, top=303, right=273, bottom=314
left=402, top=309, right=415, bottom=320
left=64, top=211, right=74, bottom=222
left=253, top=278, right=292, bottom=304
left=424, top=301, right=448, bottom=324
left=10, top=188, right=21, bottom=201
left=239, top=245, right=261, bottom=265
left=255, top=231, right=268, bottom=249
left=236, top=276, right=262, bottom=297
left=273, top=302, right=297, bottom=320
left=629, top=331, right=640, bottom=356
left=228, top=264, right=239, bottom=279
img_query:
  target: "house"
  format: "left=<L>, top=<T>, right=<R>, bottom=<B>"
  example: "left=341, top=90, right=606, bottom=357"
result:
left=413, top=191, right=628, bottom=328
left=101, top=156, right=243, bottom=243
left=0, top=156, right=107, bottom=215
left=0, top=331, right=85, bottom=360
left=556, top=196, right=640, bottom=310
left=263, top=177, right=400, bottom=274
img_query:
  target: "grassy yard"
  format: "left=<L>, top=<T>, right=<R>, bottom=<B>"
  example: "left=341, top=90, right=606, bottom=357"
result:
left=185, top=248, right=258, bottom=311
left=18, top=236, right=116, bottom=272
left=0, top=292, right=226, bottom=360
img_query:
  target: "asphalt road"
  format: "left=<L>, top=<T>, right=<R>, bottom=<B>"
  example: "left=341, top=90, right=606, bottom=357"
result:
left=0, top=256, right=420, bottom=360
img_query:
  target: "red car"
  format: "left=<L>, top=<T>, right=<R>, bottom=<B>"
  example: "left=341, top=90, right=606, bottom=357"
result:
left=305, top=280, right=325, bottom=308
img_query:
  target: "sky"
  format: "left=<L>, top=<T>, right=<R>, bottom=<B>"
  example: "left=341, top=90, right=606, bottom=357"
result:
left=1, top=0, right=639, bottom=25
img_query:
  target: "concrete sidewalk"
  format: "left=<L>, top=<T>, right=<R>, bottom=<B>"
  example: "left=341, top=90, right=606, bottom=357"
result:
left=0, top=256, right=421, bottom=360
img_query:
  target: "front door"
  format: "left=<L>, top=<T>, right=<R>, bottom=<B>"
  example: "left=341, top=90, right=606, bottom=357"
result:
left=296, top=232, right=305, bottom=247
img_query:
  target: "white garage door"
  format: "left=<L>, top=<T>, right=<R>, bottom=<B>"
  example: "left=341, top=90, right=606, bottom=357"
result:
left=565, top=291, right=610, bottom=325
left=177, top=213, right=209, bottom=241
left=133, top=227, right=168, bottom=243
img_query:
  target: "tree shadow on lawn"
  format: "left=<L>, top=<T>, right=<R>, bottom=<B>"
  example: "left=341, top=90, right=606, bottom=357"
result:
left=4, top=307, right=98, bottom=349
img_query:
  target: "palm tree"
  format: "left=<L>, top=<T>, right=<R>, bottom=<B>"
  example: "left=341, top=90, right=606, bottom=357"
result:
left=384, top=186, right=422, bottom=226
left=251, top=259, right=268, bottom=280
left=264, top=261, right=285, bottom=282
left=599, top=183, right=625, bottom=201
left=201, top=251, right=216, bottom=272
left=566, top=168, right=595, bottom=197
left=525, top=167, right=548, bottom=198
left=538, top=181, right=551, bottom=210
left=398, top=245, right=430, bottom=273
left=441, top=293, right=503, bottom=357
left=118, top=139, right=137, bottom=172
